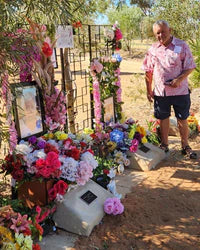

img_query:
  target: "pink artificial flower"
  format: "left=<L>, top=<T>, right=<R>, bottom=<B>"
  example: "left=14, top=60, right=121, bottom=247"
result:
left=104, top=197, right=124, bottom=215
left=130, top=139, right=139, bottom=153
left=76, top=161, right=93, bottom=186
left=115, top=28, right=123, bottom=41
left=10, top=213, right=30, bottom=233
left=90, top=59, right=103, bottom=73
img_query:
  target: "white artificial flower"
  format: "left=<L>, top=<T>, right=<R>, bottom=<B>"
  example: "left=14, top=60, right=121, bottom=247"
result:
left=81, top=151, right=98, bottom=169
left=104, top=28, right=114, bottom=40
left=60, top=157, right=79, bottom=182
left=55, top=194, right=64, bottom=203
left=107, top=168, right=116, bottom=179
left=118, top=164, right=124, bottom=173
left=33, top=149, right=46, bottom=159
left=15, top=144, right=32, bottom=155
left=47, top=139, right=59, bottom=149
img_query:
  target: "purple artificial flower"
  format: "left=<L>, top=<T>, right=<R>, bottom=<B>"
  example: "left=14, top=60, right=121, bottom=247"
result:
left=37, top=140, right=46, bottom=149
left=134, top=132, right=142, bottom=143
left=28, top=136, right=37, bottom=144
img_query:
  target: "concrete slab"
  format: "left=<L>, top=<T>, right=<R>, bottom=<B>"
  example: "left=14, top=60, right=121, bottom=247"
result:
left=39, top=168, right=146, bottom=248
left=38, top=230, right=77, bottom=250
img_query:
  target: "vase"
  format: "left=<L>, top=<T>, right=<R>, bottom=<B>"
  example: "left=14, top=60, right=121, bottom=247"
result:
left=18, top=179, right=54, bottom=209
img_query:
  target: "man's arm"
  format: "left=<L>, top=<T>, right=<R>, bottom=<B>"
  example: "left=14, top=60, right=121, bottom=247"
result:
left=145, top=71, right=154, bottom=102
left=170, top=69, right=194, bottom=88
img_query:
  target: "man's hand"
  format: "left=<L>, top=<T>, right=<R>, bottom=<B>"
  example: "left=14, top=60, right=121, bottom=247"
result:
left=170, top=78, right=181, bottom=88
left=147, top=91, right=154, bottom=102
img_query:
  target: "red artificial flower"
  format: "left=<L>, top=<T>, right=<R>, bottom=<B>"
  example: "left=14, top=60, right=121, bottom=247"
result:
left=33, top=243, right=41, bottom=250
left=72, top=21, right=82, bottom=28
left=48, top=187, right=57, bottom=201
left=35, top=223, right=44, bottom=236
left=23, top=227, right=32, bottom=236
left=103, top=169, right=110, bottom=175
left=54, top=180, right=68, bottom=195
left=35, top=158, right=46, bottom=168
left=42, top=42, right=53, bottom=57
left=80, top=141, right=87, bottom=148
left=90, top=133, right=96, bottom=139
left=87, top=149, right=94, bottom=155
left=11, top=169, right=24, bottom=181
left=44, top=143, right=59, bottom=154
left=45, top=151, right=61, bottom=169
left=66, top=147, right=80, bottom=160
left=63, top=138, right=73, bottom=145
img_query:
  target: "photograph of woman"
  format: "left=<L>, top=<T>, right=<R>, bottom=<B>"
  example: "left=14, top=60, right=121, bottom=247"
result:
left=16, top=86, right=43, bottom=138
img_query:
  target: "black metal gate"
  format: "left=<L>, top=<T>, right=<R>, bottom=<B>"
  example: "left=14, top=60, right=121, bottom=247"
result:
left=55, top=24, right=112, bottom=133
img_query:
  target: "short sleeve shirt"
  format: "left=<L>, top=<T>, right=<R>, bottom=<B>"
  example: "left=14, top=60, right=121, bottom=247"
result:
left=142, top=37, right=196, bottom=96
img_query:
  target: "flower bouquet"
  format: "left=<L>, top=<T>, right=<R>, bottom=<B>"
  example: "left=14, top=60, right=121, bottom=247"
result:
left=146, top=118, right=161, bottom=146
left=187, top=113, right=199, bottom=137
left=0, top=206, right=42, bottom=249
left=1, top=131, right=98, bottom=208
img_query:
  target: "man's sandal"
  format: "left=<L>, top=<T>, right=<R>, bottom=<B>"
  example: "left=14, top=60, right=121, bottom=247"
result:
left=181, top=145, right=197, bottom=159
left=159, top=143, right=169, bottom=153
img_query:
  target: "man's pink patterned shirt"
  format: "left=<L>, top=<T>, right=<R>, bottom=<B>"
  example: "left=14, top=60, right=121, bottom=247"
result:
left=142, top=37, right=196, bottom=96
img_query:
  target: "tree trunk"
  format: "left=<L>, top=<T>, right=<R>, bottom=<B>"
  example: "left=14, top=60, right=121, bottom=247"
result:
left=64, top=48, right=76, bottom=134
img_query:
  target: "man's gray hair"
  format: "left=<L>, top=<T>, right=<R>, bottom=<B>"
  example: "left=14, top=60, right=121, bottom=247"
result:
left=153, top=20, right=170, bottom=29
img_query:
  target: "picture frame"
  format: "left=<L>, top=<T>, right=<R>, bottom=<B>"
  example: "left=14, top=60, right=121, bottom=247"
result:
left=103, top=96, right=115, bottom=125
left=11, top=81, right=46, bottom=140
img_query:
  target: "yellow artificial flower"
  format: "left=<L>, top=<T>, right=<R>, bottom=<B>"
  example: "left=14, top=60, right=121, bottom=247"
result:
left=84, top=128, right=94, bottom=134
left=107, top=141, right=117, bottom=152
left=0, top=226, right=14, bottom=243
left=57, top=133, right=68, bottom=140
left=48, top=133, right=54, bottom=139
left=128, top=129, right=135, bottom=139
left=141, top=136, right=147, bottom=144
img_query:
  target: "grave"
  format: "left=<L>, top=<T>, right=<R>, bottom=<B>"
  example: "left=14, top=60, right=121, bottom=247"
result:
left=53, top=179, right=113, bottom=236
left=127, top=142, right=166, bottom=171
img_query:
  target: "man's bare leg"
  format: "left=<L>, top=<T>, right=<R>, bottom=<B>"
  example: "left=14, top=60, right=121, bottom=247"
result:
left=160, top=117, right=170, bottom=145
left=177, top=119, right=189, bottom=148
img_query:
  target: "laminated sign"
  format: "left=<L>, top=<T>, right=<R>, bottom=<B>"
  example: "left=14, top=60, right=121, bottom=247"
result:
left=56, top=25, right=74, bottom=48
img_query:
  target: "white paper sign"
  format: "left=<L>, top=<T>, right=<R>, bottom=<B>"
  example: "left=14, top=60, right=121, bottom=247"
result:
left=56, top=25, right=74, bottom=48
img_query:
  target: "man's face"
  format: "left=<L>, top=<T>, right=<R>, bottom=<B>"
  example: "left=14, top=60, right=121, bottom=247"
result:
left=153, top=24, right=171, bottom=46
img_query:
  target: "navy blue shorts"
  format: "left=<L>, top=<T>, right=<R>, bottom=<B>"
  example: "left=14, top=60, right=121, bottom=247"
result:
left=154, top=94, right=191, bottom=120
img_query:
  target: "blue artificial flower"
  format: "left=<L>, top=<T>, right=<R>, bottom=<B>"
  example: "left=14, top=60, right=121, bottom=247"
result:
left=110, top=129, right=124, bottom=145
left=112, top=53, right=122, bottom=62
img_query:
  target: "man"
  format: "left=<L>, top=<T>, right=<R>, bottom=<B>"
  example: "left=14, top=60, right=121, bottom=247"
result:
left=143, top=20, right=197, bottom=158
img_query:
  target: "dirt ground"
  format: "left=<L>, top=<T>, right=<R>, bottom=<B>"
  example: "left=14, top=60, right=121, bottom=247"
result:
left=74, top=50, right=200, bottom=250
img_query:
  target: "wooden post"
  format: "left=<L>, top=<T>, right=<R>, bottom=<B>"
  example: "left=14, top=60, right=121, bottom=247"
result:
left=64, top=48, right=76, bottom=134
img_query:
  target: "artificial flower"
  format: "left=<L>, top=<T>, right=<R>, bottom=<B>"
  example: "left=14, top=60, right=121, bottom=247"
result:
left=42, top=42, right=53, bottom=57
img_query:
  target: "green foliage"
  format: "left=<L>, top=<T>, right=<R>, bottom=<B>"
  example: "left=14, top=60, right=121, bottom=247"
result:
left=130, top=0, right=154, bottom=15
left=107, top=5, right=144, bottom=51
left=189, top=38, right=200, bottom=87
left=153, top=0, right=200, bottom=41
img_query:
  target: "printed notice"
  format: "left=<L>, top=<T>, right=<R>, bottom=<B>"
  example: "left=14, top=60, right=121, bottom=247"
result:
left=56, top=25, right=74, bottom=48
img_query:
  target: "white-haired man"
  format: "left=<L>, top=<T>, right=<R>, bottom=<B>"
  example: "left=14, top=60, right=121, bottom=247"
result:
left=143, top=20, right=197, bottom=159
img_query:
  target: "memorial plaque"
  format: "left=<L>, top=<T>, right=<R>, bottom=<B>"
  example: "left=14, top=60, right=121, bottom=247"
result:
left=139, top=145, right=150, bottom=153
left=80, top=190, right=97, bottom=205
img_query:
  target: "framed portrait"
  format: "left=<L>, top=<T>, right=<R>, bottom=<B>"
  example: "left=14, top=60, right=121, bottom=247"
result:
left=103, top=96, right=115, bottom=125
left=11, top=81, right=46, bottom=140
left=51, top=48, right=58, bottom=69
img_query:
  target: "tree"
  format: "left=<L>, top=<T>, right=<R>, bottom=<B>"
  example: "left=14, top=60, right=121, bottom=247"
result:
left=153, top=0, right=200, bottom=41
left=130, top=0, right=154, bottom=15
left=107, top=5, right=144, bottom=53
